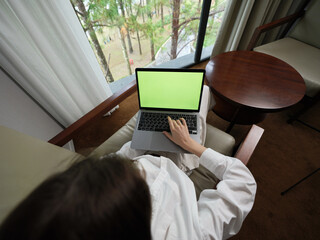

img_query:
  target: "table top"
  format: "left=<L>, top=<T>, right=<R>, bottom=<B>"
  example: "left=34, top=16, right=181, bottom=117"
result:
left=205, top=51, right=306, bottom=111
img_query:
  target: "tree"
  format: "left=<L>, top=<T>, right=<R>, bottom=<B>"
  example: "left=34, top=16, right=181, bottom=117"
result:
left=160, top=0, right=164, bottom=26
left=119, top=27, right=132, bottom=75
left=170, top=0, right=180, bottom=60
left=72, top=0, right=114, bottom=83
left=169, top=0, right=226, bottom=60
left=85, top=0, right=133, bottom=76
left=128, top=11, right=143, bottom=55
left=145, top=0, right=156, bottom=61
left=118, top=0, right=134, bottom=53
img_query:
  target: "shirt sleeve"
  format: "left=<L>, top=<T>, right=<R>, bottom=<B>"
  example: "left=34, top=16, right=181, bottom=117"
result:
left=197, top=148, right=257, bottom=240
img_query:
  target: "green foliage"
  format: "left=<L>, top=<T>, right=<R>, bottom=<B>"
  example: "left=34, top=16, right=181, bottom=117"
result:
left=203, top=0, right=227, bottom=48
left=73, top=0, right=227, bottom=73
left=86, top=0, right=122, bottom=28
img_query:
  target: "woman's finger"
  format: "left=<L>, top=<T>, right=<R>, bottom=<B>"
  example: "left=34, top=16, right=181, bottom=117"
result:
left=180, top=118, right=187, bottom=126
left=168, top=116, right=174, bottom=129
left=171, top=119, right=178, bottom=127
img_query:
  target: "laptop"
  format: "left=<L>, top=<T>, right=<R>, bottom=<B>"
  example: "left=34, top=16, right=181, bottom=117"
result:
left=131, top=68, right=205, bottom=153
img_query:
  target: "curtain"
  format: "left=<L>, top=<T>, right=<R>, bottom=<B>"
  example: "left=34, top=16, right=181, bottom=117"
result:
left=0, top=0, right=113, bottom=127
left=211, top=0, right=309, bottom=56
left=237, top=0, right=309, bottom=50
left=211, top=0, right=255, bottom=57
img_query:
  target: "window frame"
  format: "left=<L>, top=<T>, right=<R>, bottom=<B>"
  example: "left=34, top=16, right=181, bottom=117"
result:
left=109, top=0, right=217, bottom=93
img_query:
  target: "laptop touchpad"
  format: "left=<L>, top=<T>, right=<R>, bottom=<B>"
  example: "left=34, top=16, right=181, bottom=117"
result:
left=151, top=133, right=168, bottom=145
left=150, top=133, right=184, bottom=152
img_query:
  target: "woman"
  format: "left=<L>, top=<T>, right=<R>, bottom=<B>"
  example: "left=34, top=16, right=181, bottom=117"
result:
left=0, top=87, right=256, bottom=240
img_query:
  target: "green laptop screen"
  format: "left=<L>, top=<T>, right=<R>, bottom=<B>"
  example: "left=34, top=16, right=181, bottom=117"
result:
left=137, top=70, right=204, bottom=111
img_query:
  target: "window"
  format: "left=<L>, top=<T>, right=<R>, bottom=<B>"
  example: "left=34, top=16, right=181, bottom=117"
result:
left=71, top=0, right=227, bottom=89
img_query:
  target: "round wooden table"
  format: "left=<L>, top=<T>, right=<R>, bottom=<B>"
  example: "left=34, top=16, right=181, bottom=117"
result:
left=205, top=51, right=306, bottom=132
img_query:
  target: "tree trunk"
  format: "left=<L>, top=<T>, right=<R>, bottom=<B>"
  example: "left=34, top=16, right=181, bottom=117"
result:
left=118, top=28, right=132, bottom=75
left=126, top=31, right=134, bottom=54
left=150, top=38, right=155, bottom=61
left=74, top=0, right=114, bottom=83
left=161, top=3, right=164, bottom=26
left=155, top=2, right=158, bottom=17
left=171, top=0, right=181, bottom=60
left=136, top=29, right=142, bottom=55
left=128, top=0, right=133, bottom=15
left=147, top=0, right=155, bottom=61
left=142, top=12, right=145, bottom=23
left=140, top=0, right=145, bottom=23
left=118, top=0, right=134, bottom=53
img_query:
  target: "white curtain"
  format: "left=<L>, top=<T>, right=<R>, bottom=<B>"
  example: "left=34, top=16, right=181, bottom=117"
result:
left=0, top=0, right=113, bottom=127
left=211, top=0, right=255, bottom=57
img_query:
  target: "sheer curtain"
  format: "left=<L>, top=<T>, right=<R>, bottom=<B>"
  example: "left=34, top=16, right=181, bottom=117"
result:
left=211, top=0, right=308, bottom=56
left=211, top=0, right=255, bottom=57
left=236, top=0, right=309, bottom=50
left=0, top=0, right=113, bottom=127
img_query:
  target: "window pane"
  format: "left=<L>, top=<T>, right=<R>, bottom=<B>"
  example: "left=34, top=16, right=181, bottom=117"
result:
left=71, top=0, right=227, bottom=85
left=203, top=0, right=228, bottom=57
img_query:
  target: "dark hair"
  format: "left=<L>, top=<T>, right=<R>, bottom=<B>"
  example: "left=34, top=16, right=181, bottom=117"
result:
left=0, top=154, right=152, bottom=240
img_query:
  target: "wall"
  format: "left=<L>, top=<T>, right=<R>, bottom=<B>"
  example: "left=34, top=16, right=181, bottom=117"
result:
left=0, top=69, right=74, bottom=150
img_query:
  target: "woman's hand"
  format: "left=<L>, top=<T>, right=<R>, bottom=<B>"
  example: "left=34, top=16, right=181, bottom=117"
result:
left=163, top=116, right=206, bottom=157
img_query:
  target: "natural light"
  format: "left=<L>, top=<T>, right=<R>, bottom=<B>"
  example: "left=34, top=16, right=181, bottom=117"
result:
left=71, top=0, right=227, bottom=83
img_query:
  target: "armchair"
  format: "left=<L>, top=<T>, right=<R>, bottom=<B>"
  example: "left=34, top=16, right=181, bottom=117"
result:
left=49, top=81, right=264, bottom=165
left=0, top=81, right=264, bottom=224
left=247, top=0, right=320, bottom=130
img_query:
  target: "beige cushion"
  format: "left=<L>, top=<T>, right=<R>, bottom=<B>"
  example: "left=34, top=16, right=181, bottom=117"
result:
left=88, top=113, right=138, bottom=158
left=0, top=126, right=84, bottom=224
left=89, top=113, right=236, bottom=158
left=254, top=37, right=320, bottom=97
left=0, top=116, right=235, bottom=224
left=288, top=0, right=320, bottom=49
left=204, top=124, right=235, bottom=156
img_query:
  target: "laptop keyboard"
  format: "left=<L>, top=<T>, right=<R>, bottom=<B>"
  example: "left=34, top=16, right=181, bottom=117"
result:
left=138, top=112, right=197, bottom=134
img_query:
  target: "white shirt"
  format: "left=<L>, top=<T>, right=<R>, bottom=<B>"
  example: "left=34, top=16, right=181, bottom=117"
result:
left=118, top=144, right=257, bottom=240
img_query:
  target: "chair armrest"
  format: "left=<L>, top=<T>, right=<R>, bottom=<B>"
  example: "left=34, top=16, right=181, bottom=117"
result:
left=48, top=81, right=137, bottom=147
left=246, top=10, right=304, bottom=51
left=234, top=125, right=264, bottom=165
